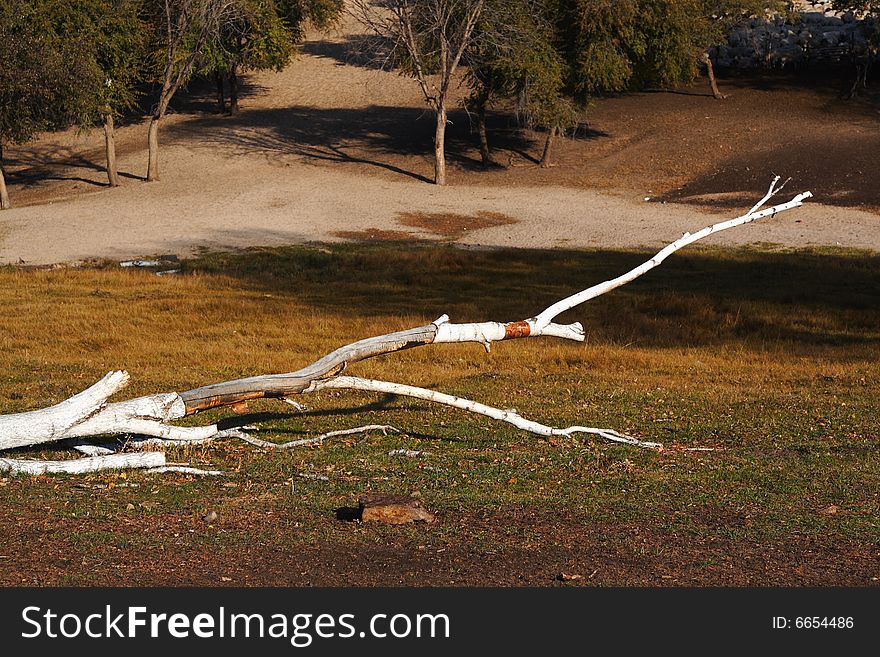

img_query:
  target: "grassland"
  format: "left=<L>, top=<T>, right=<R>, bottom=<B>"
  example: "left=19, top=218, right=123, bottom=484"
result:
left=0, top=243, right=877, bottom=586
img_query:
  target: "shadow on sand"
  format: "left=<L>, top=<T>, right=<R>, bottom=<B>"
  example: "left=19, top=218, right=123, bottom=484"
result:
left=169, top=101, right=608, bottom=183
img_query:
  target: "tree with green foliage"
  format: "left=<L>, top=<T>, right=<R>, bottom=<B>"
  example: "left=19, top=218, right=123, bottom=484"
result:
left=832, top=1, right=879, bottom=95
left=466, top=0, right=653, bottom=167
left=200, top=0, right=296, bottom=114
left=539, top=1, right=771, bottom=159
left=86, top=1, right=149, bottom=187
left=485, top=1, right=784, bottom=167
left=636, top=1, right=787, bottom=100
left=511, top=0, right=645, bottom=168
left=200, top=0, right=342, bottom=115
left=463, top=0, right=566, bottom=167
left=44, top=0, right=148, bottom=186
left=0, top=0, right=101, bottom=208
left=276, top=0, right=344, bottom=38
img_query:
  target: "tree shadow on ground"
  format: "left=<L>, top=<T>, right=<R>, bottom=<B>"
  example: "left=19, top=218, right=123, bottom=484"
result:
left=655, top=130, right=880, bottom=210
left=641, top=86, right=716, bottom=98
left=183, top=243, right=880, bottom=350
left=165, top=74, right=273, bottom=115
left=179, top=104, right=440, bottom=182
left=716, top=67, right=880, bottom=117
left=2, top=77, right=268, bottom=193
left=3, top=145, right=142, bottom=188
left=641, top=69, right=880, bottom=210
left=300, top=34, right=397, bottom=71
left=719, top=66, right=864, bottom=94
left=170, top=103, right=607, bottom=182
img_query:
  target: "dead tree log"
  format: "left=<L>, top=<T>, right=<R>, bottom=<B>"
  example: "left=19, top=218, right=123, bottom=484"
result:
left=0, top=179, right=811, bottom=474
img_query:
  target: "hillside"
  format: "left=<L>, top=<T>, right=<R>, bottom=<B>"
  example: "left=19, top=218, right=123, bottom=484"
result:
left=0, top=11, right=877, bottom=265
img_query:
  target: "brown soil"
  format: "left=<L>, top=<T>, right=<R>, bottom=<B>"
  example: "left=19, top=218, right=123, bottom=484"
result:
left=7, top=71, right=878, bottom=214
left=1, top=503, right=875, bottom=587
left=564, top=75, right=880, bottom=211
left=398, top=211, right=517, bottom=237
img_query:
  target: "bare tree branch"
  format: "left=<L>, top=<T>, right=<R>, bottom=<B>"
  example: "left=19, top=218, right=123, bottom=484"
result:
left=0, top=180, right=812, bottom=473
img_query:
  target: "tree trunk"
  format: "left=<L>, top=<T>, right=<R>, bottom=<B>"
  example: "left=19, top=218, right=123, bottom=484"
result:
left=215, top=71, right=226, bottom=113
left=434, top=104, right=447, bottom=185
left=539, top=127, right=556, bottom=168
left=0, top=148, right=9, bottom=210
left=146, top=116, right=160, bottom=182
left=228, top=64, right=239, bottom=114
left=103, top=111, right=120, bottom=187
left=476, top=100, right=491, bottom=167
left=845, top=60, right=868, bottom=100
left=0, top=169, right=10, bottom=210
left=703, top=51, right=726, bottom=100
left=0, top=142, right=9, bottom=210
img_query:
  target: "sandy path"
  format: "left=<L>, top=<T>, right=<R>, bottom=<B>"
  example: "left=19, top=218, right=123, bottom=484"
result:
left=1, top=154, right=874, bottom=266
left=0, top=13, right=877, bottom=265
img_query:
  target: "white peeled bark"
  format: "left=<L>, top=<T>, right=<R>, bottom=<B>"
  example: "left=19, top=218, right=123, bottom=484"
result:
left=146, top=465, right=223, bottom=476
left=433, top=181, right=811, bottom=350
left=232, top=425, right=400, bottom=449
left=0, top=179, right=811, bottom=473
left=177, top=181, right=810, bottom=414
left=0, top=452, right=165, bottom=476
left=68, top=429, right=224, bottom=455
left=61, top=393, right=186, bottom=439
left=71, top=417, right=219, bottom=442
left=69, top=443, right=117, bottom=456
left=534, top=181, right=810, bottom=329
left=313, top=376, right=662, bottom=449
left=432, top=315, right=585, bottom=348
left=0, top=371, right=130, bottom=450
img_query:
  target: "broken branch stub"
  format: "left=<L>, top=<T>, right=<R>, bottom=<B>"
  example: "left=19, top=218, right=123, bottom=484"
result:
left=0, top=180, right=811, bottom=473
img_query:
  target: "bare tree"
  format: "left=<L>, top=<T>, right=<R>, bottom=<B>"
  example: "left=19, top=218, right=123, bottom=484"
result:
left=147, top=0, right=233, bottom=181
left=353, top=0, right=486, bottom=185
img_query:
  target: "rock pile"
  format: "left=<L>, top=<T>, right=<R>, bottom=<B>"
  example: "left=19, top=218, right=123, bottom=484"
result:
left=711, top=2, right=877, bottom=70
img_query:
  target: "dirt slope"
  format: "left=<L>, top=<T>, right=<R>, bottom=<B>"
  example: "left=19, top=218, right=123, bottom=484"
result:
left=0, top=13, right=877, bottom=265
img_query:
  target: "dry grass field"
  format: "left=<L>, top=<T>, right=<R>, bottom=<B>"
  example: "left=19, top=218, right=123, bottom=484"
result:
left=0, top=243, right=877, bottom=586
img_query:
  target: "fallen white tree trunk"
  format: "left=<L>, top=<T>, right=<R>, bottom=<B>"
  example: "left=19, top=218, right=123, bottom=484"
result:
left=0, top=371, right=131, bottom=450
left=0, top=179, right=811, bottom=474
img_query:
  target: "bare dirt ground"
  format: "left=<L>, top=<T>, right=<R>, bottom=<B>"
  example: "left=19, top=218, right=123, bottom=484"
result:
left=2, top=503, right=876, bottom=587
left=0, top=14, right=878, bottom=265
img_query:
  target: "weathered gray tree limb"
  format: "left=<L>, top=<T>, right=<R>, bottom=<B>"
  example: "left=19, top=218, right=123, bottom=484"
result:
left=147, top=465, right=223, bottom=476
left=231, top=425, right=401, bottom=449
left=178, top=180, right=810, bottom=416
